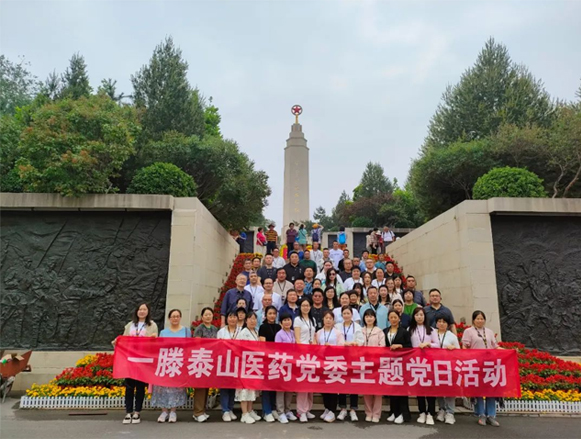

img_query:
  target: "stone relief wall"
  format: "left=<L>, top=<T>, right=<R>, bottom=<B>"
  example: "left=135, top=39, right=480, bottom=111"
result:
left=491, top=215, right=581, bottom=355
left=0, top=211, right=171, bottom=350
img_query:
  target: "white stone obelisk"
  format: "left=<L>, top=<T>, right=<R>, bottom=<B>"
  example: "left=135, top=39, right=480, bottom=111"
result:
left=283, top=105, right=310, bottom=228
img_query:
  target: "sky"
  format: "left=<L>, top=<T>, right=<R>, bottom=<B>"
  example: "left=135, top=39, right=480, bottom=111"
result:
left=1, top=0, right=580, bottom=226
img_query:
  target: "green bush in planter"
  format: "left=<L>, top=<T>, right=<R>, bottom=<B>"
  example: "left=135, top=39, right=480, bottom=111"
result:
left=473, top=167, right=546, bottom=200
left=128, top=162, right=197, bottom=197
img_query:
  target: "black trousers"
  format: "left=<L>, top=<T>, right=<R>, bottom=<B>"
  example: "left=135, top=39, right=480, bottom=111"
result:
left=125, top=378, right=146, bottom=413
left=323, top=393, right=338, bottom=411
left=266, top=242, right=277, bottom=254
left=418, top=396, right=436, bottom=416
left=338, top=394, right=359, bottom=409
left=390, top=395, right=411, bottom=421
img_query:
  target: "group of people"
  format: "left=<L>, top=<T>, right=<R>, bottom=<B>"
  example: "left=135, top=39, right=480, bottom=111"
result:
left=116, top=242, right=503, bottom=428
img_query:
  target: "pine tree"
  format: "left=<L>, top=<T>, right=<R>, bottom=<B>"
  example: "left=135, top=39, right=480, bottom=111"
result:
left=98, top=78, right=125, bottom=102
left=355, top=162, right=394, bottom=199
left=131, top=36, right=205, bottom=141
left=61, top=53, right=92, bottom=99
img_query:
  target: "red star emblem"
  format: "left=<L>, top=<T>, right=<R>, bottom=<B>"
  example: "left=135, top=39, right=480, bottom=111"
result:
left=291, top=105, right=303, bottom=116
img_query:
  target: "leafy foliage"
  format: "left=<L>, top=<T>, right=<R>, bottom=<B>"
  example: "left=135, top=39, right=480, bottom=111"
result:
left=131, top=37, right=205, bottom=141
left=0, top=55, right=39, bottom=116
left=378, top=187, right=425, bottom=228
left=128, top=162, right=197, bottom=197
left=60, top=53, right=92, bottom=100
left=354, top=162, right=394, bottom=200
left=17, top=95, right=140, bottom=196
left=472, top=167, right=546, bottom=199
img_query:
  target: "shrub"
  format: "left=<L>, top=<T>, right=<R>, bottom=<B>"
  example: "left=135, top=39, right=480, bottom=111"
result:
left=472, top=166, right=546, bottom=199
left=128, top=162, right=197, bottom=197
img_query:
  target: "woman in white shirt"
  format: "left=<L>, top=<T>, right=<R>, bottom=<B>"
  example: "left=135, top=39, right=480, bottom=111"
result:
left=333, top=292, right=361, bottom=324
left=293, top=298, right=316, bottom=423
left=434, top=312, right=460, bottom=425
left=316, top=310, right=345, bottom=423
left=216, top=310, right=241, bottom=422
left=385, top=278, right=402, bottom=305
left=335, top=306, right=364, bottom=422
left=371, top=268, right=386, bottom=289
left=236, top=312, right=262, bottom=424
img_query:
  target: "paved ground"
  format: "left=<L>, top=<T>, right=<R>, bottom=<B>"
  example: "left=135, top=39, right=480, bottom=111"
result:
left=1, top=398, right=580, bottom=439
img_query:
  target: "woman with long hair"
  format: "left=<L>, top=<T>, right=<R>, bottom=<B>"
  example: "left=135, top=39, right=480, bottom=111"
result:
left=192, top=307, right=218, bottom=423
left=361, top=272, right=373, bottom=299
left=462, top=310, right=502, bottom=427
left=114, top=303, right=158, bottom=425
left=408, top=307, right=438, bottom=425
left=297, top=224, right=308, bottom=250
left=258, top=305, right=281, bottom=423
left=386, top=278, right=402, bottom=306
left=293, top=297, right=316, bottom=422
left=361, top=308, right=385, bottom=422
left=324, top=286, right=339, bottom=310
left=323, top=269, right=344, bottom=294
left=391, top=299, right=411, bottom=329
left=316, top=310, right=345, bottom=423
left=384, top=310, right=412, bottom=425
left=378, top=284, right=390, bottom=307
left=333, top=292, right=361, bottom=324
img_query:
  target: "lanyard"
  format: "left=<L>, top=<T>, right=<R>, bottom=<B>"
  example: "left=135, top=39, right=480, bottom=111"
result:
left=301, top=317, right=314, bottom=342
left=343, top=322, right=354, bottom=341
left=228, top=327, right=240, bottom=340
left=323, top=329, right=333, bottom=344
left=249, top=329, right=258, bottom=341
left=476, top=328, right=488, bottom=348
left=438, top=331, right=446, bottom=348
left=282, top=329, right=295, bottom=343
left=416, top=327, right=426, bottom=343
left=134, top=322, right=146, bottom=336
left=364, top=328, right=374, bottom=346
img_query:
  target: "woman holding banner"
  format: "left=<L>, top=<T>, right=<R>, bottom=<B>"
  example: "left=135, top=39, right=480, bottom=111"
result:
left=294, top=298, right=317, bottom=423
left=192, top=307, right=218, bottom=423
left=274, top=313, right=297, bottom=424
left=217, top=310, right=241, bottom=422
left=384, top=310, right=412, bottom=424
left=151, top=309, right=191, bottom=423
left=336, top=305, right=364, bottom=422
left=236, top=311, right=262, bottom=424
left=258, top=306, right=281, bottom=422
left=115, top=302, right=158, bottom=425
left=462, top=310, right=501, bottom=427
left=316, top=310, right=345, bottom=423
left=434, top=312, right=460, bottom=424
left=361, top=308, right=385, bottom=423
left=408, top=307, right=438, bottom=425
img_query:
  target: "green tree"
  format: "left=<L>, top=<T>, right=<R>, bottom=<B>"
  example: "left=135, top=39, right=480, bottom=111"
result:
left=351, top=216, right=374, bottom=228
left=409, top=139, right=501, bottom=219
left=472, top=167, right=546, bottom=199
left=354, top=162, right=394, bottom=200
left=378, top=187, right=425, bottom=228
left=97, top=78, right=125, bottom=102
left=313, top=206, right=335, bottom=230
left=41, top=70, right=63, bottom=101
left=128, top=162, right=197, bottom=197
left=425, top=38, right=553, bottom=150
left=131, top=37, right=205, bottom=141
left=0, top=115, right=24, bottom=191
left=203, top=96, right=222, bottom=138
left=17, top=95, right=140, bottom=196
left=331, top=190, right=352, bottom=227
left=60, top=53, right=92, bottom=99
left=0, top=55, right=39, bottom=116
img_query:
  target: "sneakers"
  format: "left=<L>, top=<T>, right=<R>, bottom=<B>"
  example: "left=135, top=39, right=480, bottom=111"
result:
left=436, top=409, right=446, bottom=423
left=272, top=410, right=280, bottom=421
left=349, top=410, right=358, bottom=422
left=264, top=413, right=275, bottom=423
left=306, top=412, right=316, bottom=420
left=157, top=412, right=168, bottom=423
left=299, top=413, right=308, bottom=423
left=426, top=414, right=435, bottom=425
left=444, top=413, right=455, bottom=425
left=387, top=413, right=396, bottom=422
left=123, top=414, right=132, bottom=424
left=241, top=413, right=256, bottom=424
left=324, top=411, right=336, bottom=423
left=249, top=411, right=261, bottom=421
left=487, top=417, right=500, bottom=427
left=286, top=411, right=297, bottom=421
left=365, top=415, right=372, bottom=422
left=478, top=415, right=487, bottom=426
left=337, top=409, right=348, bottom=420
left=394, top=415, right=404, bottom=424
left=229, top=411, right=237, bottom=420
left=168, top=412, right=177, bottom=423
left=320, top=409, right=330, bottom=420
left=131, top=413, right=141, bottom=424
left=194, top=413, right=210, bottom=423
left=371, top=417, right=380, bottom=423
left=222, top=412, right=232, bottom=422
left=417, top=413, right=426, bottom=424
left=278, top=413, right=289, bottom=424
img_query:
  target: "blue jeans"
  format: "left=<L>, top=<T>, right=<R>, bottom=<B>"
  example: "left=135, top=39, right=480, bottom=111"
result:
left=475, top=397, right=496, bottom=418
left=220, top=389, right=235, bottom=413
left=262, top=390, right=277, bottom=415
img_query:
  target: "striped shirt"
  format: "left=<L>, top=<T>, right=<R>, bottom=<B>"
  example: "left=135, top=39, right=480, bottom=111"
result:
left=265, top=230, right=278, bottom=242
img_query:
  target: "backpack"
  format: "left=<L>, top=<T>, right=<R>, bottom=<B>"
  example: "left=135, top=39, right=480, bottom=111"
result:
left=338, top=231, right=346, bottom=245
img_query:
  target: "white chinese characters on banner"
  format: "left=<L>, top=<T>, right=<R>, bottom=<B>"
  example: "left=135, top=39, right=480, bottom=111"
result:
left=483, top=359, right=507, bottom=387
left=296, top=354, right=321, bottom=383
left=155, top=347, right=184, bottom=378
left=187, top=348, right=214, bottom=378
left=323, top=356, right=348, bottom=384
left=378, top=357, right=404, bottom=386
left=407, top=357, right=433, bottom=386
left=241, top=352, right=265, bottom=379
left=268, top=352, right=293, bottom=382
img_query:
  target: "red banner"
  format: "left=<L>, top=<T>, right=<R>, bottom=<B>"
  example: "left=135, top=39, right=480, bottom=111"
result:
left=113, top=337, right=520, bottom=397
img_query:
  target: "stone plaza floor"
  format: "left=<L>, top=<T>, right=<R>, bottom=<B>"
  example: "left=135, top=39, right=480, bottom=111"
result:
left=1, top=398, right=580, bottom=439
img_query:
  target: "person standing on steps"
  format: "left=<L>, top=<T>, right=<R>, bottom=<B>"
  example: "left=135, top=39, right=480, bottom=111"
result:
left=220, top=274, right=253, bottom=327
left=265, top=223, right=278, bottom=255
left=285, top=222, right=298, bottom=249
left=273, top=268, right=293, bottom=301
left=236, top=311, right=262, bottom=424
left=293, top=297, right=317, bottom=423
left=361, top=308, right=385, bottom=423
left=258, top=306, right=281, bottom=422
left=257, top=254, right=277, bottom=282
left=192, top=307, right=218, bottom=423
left=274, top=313, right=298, bottom=424
left=217, top=310, right=241, bottom=422
left=272, top=248, right=286, bottom=269
left=256, top=227, right=267, bottom=256
left=113, top=302, right=158, bottom=425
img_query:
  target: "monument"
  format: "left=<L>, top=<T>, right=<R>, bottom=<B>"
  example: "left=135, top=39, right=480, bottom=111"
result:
left=282, top=105, right=310, bottom=228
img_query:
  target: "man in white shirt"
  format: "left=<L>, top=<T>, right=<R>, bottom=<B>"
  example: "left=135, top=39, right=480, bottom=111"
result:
left=273, top=268, right=293, bottom=300
left=272, top=247, right=286, bottom=269
left=254, top=278, right=282, bottom=310
left=255, top=293, right=275, bottom=323
left=245, top=271, right=264, bottom=306
left=343, top=266, right=363, bottom=290
left=364, top=258, right=377, bottom=278
left=382, top=226, right=395, bottom=253
left=311, top=241, right=324, bottom=273
left=329, top=241, right=344, bottom=270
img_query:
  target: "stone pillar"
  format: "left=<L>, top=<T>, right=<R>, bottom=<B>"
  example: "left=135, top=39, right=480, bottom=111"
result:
left=283, top=123, right=310, bottom=228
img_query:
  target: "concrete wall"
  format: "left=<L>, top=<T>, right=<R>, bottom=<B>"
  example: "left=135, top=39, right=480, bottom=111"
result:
left=1, top=193, right=237, bottom=390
